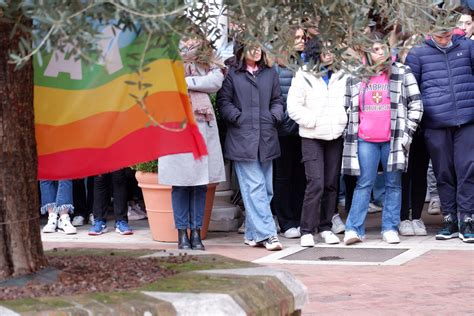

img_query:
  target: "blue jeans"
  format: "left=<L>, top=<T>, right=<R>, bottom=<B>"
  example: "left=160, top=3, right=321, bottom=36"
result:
left=234, top=160, right=277, bottom=242
left=372, top=174, right=385, bottom=206
left=39, top=180, right=74, bottom=214
left=172, top=185, right=208, bottom=229
left=346, top=140, right=402, bottom=237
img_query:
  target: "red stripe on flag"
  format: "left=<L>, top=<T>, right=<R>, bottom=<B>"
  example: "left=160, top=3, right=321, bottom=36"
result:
left=38, top=123, right=207, bottom=180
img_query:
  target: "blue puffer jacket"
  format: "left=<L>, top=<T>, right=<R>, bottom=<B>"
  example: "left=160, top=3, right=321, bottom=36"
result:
left=405, top=35, right=474, bottom=129
left=274, top=64, right=298, bottom=136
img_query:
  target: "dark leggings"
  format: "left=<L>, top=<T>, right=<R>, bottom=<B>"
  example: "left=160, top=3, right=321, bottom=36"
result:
left=401, top=131, right=429, bottom=221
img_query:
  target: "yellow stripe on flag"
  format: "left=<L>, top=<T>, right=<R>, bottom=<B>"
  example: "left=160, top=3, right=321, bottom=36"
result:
left=34, top=59, right=188, bottom=125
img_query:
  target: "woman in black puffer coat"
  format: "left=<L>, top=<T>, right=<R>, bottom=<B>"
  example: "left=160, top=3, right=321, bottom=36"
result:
left=217, top=43, right=284, bottom=251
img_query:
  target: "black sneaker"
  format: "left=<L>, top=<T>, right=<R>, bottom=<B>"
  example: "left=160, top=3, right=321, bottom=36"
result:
left=435, top=215, right=459, bottom=240
left=459, top=216, right=474, bottom=243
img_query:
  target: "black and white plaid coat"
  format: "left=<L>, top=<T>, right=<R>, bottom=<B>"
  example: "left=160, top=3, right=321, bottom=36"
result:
left=342, top=62, right=423, bottom=176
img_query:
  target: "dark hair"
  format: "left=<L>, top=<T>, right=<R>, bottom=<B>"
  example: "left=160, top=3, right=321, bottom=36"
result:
left=367, top=31, right=385, bottom=42
left=364, top=31, right=392, bottom=75
left=364, top=31, right=386, bottom=66
left=234, top=42, right=269, bottom=71
left=302, top=37, right=322, bottom=63
left=460, top=7, right=474, bottom=19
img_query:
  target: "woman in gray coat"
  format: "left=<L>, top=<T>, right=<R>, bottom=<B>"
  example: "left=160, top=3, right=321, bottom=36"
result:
left=217, top=43, right=284, bottom=251
left=158, top=36, right=226, bottom=250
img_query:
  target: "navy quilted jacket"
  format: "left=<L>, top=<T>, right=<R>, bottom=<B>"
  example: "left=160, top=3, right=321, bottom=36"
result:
left=405, top=36, right=474, bottom=129
left=274, top=64, right=299, bottom=136
left=274, top=64, right=294, bottom=107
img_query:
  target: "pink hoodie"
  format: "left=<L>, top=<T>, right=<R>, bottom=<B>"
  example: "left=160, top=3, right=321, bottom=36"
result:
left=358, top=72, right=391, bottom=142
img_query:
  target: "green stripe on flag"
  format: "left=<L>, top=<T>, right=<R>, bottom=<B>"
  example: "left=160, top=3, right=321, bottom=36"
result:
left=34, top=35, right=180, bottom=90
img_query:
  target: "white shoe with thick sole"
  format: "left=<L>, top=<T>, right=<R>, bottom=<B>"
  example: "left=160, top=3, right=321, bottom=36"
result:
left=127, top=205, right=147, bottom=221
left=72, top=215, right=85, bottom=227
left=244, top=239, right=263, bottom=247
left=320, top=231, right=340, bottom=244
left=331, top=214, right=345, bottom=234
left=367, top=202, right=382, bottom=213
left=58, top=214, right=77, bottom=235
left=427, top=197, right=441, bottom=215
left=399, top=220, right=415, bottom=236
left=42, top=213, right=58, bottom=233
left=283, top=227, right=301, bottom=239
left=300, top=234, right=315, bottom=247
left=382, top=230, right=400, bottom=244
left=264, top=235, right=283, bottom=251
left=344, top=231, right=362, bottom=245
left=412, top=219, right=427, bottom=236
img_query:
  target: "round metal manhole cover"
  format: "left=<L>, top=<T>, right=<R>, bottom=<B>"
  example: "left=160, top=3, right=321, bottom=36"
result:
left=319, top=256, right=343, bottom=261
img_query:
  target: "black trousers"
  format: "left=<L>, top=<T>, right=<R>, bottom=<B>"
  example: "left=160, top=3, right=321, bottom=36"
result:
left=93, top=169, right=128, bottom=222
left=300, top=137, right=343, bottom=234
left=425, top=123, right=474, bottom=217
left=343, top=175, right=357, bottom=213
left=401, top=130, right=430, bottom=220
left=125, top=168, right=143, bottom=201
left=73, top=177, right=95, bottom=218
left=272, top=136, right=306, bottom=232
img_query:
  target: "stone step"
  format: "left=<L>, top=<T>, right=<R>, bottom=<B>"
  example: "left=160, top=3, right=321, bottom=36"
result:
left=208, top=219, right=241, bottom=232
left=211, top=204, right=242, bottom=221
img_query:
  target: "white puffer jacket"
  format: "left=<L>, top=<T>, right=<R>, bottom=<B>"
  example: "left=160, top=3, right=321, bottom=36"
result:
left=287, top=69, right=348, bottom=140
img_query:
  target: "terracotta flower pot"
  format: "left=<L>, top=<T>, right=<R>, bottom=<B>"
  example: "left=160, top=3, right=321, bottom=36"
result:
left=201, top=183, right=217, bottom=239
left=135, top=171, right=216, bottom=242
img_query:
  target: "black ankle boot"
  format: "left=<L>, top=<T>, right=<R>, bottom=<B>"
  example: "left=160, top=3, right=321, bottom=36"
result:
left=178, top=229, right=191, bottom=249
left=190, top=229, right=205, bottom=250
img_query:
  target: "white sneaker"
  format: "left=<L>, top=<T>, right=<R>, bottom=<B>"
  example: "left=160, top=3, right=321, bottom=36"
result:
left=89, top=213, right=95, bottom=226
left=344, top=231, right=362, bottom=245
left=300, top=234, right=315, bottom=247
left=43, top=213, right=58, bottom=233
left=331, top=214, right=345, bottom=234
left=283, top=227, right=301, bottom=239
left=382, top=230, right=400, bottom=244
left=264, top=235, right=283, bottom=251
left=368, top=202, right=382, bottom=213
left=399, top=220, right=415, bottom=236
left=58, top=214, right=77, bottom=235
left=320, top=231, right=340, bottom=244
left=412, top=219, right=427, bottom=236
left=71, top=215, right=85, bottom=227
left=427, top=197, right=441, bottom=215
left=244, top=239, right=263, bottom=247
left=244, top=239, right=257, bottom=247
left=127, top=204, right=147, bottom=221
left=238, top=221, right=245, bottom=234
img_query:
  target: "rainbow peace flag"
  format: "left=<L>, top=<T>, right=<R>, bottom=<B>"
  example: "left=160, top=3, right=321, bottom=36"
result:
left=34, top=27, right=207, bottom=180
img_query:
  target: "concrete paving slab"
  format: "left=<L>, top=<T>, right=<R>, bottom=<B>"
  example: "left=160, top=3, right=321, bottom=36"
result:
left=0, top=306, right=20, bottom=316
left=143, top=292, right=245, bottom=316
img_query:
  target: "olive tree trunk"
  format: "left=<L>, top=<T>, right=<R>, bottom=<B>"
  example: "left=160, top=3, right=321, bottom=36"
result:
left=0, top=21, right=46, bottom=279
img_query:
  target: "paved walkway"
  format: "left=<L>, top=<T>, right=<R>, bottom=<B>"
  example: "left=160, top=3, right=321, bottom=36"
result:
left=42, top=211, right=474, bottom=315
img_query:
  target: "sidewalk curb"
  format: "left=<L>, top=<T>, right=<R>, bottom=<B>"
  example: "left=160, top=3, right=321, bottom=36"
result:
left=199, top=267, right=308, bottom=311
left=0, top=267, right=307, bottom=315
